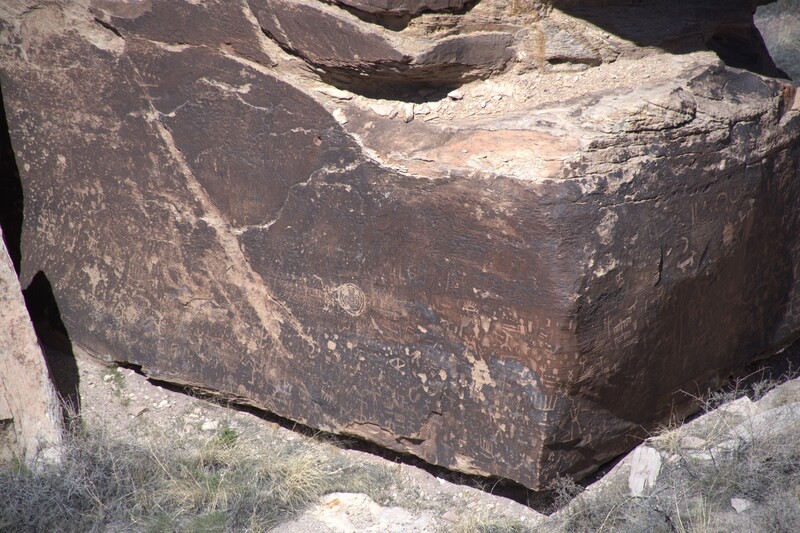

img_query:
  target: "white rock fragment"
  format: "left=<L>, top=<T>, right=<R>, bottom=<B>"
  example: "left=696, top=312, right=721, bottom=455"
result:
left=201, top=420, right=219, bottom=431
left=628, top=446, right=662, bottom=496
left=402, top=103, right=415, bottom=123
left=316, top=86, right=353, bottom=100
left=731, top=497, right=753, bottom=513
left=332, top=108, right=348, bottom=125
left=447, top=89, right=464, bottom=100
left=311, top=492, right=435, bottom=533
left=128, top=405, right=147, bottom=417
left=369, top=101, right=395, bottom=117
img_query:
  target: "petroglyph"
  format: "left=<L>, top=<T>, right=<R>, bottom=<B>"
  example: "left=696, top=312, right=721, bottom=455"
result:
left=470, top=358, right=494, bottom=401
left=3, top=0, right=799, bottom=492
left=335, top=283, right=367, bottom=317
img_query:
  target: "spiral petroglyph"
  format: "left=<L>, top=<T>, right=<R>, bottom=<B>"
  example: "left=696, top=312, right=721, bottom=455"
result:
left=335, top=283, right=366, bottom=316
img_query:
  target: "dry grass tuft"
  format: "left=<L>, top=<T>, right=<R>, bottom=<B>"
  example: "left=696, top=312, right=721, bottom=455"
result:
left=0, top=422, right=395, bottom=532
left=552, top=372, right=800, bottom=532
left=448, top=510, right=537, bottom=533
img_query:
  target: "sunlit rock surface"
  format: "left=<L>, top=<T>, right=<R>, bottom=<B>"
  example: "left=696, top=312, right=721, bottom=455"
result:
left=0, top=0, right=798, bottom=489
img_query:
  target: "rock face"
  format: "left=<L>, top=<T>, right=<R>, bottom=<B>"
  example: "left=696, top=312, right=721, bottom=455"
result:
left=0, top=230, right=62, bottom=464
left=249, top=0, right=514, bottom=90
left=330, top=0, right=471, bottom=17
left=1, top=0, right=799, bottom=489
left=756, top=0, right=800, bottom=81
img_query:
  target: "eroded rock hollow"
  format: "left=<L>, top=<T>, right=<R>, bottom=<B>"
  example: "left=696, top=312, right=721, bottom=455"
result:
left=1, top=0, right=798, bottom=489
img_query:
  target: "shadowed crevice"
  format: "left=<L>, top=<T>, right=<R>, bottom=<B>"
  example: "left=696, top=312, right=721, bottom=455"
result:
left=0, top=81, right=23, bottom=275
left=122, top=365, right=554, bottom=511
left=706, top=23, right=788, bottom=79
left=553, top=0, right=787, bottom=78
left=755, top=0, right=800, bottom=81
left=326, top=0, right=483, bottom=32
left=23, top=272, right=81, bottom=428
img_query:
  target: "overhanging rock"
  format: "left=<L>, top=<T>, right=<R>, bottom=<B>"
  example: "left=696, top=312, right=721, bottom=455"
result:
left=0, top=0, right=798, bottom=489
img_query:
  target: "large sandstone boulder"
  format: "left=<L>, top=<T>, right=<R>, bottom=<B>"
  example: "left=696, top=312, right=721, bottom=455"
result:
left=0, top=230, right=62, bottom=464
left=0, top=0, right=798, bottom=489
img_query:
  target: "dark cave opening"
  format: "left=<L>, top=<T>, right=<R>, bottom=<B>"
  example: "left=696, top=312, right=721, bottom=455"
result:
left=0, top=81, right=23, bottom=275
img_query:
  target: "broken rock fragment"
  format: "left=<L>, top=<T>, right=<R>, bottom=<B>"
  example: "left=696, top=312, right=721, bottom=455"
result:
left=0, top=230, right=63, bottom=464
left=249, top=0, right=513, bottom=89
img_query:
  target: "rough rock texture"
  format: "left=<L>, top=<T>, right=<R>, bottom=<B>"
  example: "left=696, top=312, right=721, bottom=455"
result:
left=0, top=230, right=62, bottom=464
left=547, top=372, right=800, bottom=530
left=329, top=0, right=471, bottom=17
left=756, top=0, right=800, bottom=81
left=249, top=0, right=514, bottom=90
left=1, top=0, right=799, bottom=489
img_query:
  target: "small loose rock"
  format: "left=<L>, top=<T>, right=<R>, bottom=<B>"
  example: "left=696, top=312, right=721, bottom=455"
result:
left=201, top=420, right=219, bottom=431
